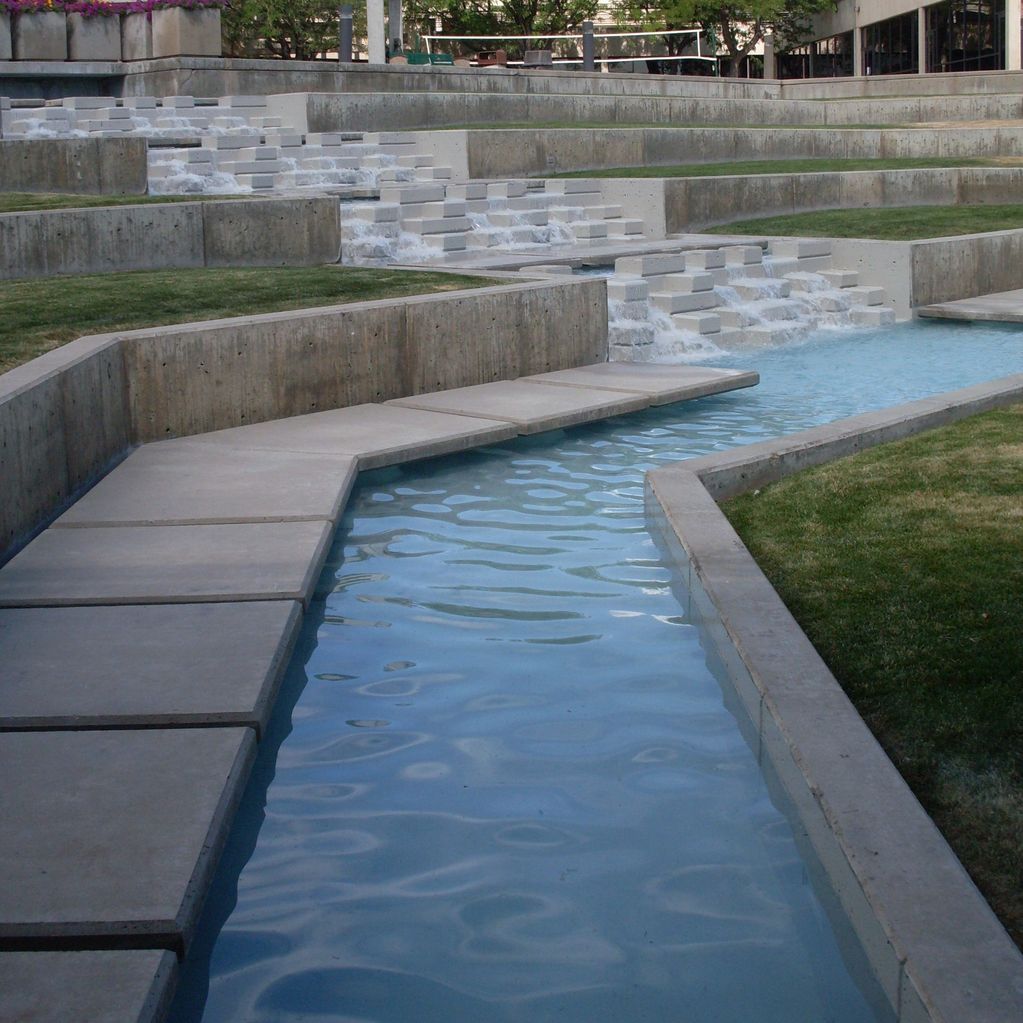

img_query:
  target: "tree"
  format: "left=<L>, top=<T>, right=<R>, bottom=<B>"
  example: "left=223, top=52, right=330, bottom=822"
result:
left=406, top=0, right=599, bottom=59
left=614, top=0, right=834, bottom=74
left=222, top=0, right=363, bottom=60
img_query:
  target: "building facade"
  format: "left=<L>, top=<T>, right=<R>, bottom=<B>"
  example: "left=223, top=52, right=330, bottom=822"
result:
left=781, top=0, right=1020, bottom=77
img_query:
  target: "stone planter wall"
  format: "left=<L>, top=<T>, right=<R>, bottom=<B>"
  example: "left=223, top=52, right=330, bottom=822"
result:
left=121, top=12, right=152, bottom=61
left=3, top=8, right=221, bottom=62
left=0, top=12, right=12, bottom=61
left=11, top=11, right=68, bottom=61
left=67, top=12, right=121, bottom=61
left=152, top=7, right=220, bottom=58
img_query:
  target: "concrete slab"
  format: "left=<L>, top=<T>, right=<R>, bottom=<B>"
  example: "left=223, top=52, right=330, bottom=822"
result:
left=0, top=521, right=333, bottom=609
left=0, top=601, right=301, bottom=736
left=0, top=727, right=255, bottom=953
left=386, top=380, right=649, bottom=435
left=187, top=402, right=519, bottom=470
left=55, top=440, right=357, bottom=528
left=0, top=949, right=177, bottom=1023
left=917, top=288, right=1023, bottom=322
left=523, top=363, right=759, bottom=405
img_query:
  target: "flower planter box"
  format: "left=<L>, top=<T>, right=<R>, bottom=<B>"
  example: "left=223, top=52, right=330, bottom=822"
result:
left=151, top=7, right=221, bottom=58
left=0, top=12, right=12, bottom=61
left=121, top=11, right=152, bottom=61
left=67, top=12, right=121, bottom=62
left=12, top=11, right=67, bottom=61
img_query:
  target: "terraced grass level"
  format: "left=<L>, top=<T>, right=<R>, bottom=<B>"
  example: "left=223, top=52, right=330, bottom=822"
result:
left=552, top=156, right=1023, bottom=179
left=0, top=266, right=496, bottom=375
left=707, top=204, right=1023, bottom=240
left=723, top=404, right=1023, bottom=947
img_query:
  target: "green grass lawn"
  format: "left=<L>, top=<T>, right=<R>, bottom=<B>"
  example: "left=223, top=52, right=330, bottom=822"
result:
left=551, top=157, right=1013, bottom=179
left=0, top=266, right=496, bottom=375
left=0, top=192, right=249, bottom=214
left=723, top=405, right=1023, bottom=947
left=706, top=204, right=1023, bottom=240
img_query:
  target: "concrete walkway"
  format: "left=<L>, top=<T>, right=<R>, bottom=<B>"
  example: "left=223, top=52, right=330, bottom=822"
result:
left=917, top=288, right=1023, bottom=322
left=0, top=362, right=756, bottom=1022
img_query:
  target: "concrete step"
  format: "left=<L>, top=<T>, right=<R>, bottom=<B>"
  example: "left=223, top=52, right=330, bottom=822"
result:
left=487, top=210, right=548, bottom=228
left=740, top=320, right=810, bottom=345
left=616, top=253, right=687, bottom=278
left=851, top=305, right=896, bottom=326
left=607, top=278, right=650, bottom=302
left=352, top=202, right=401, bottom=223
left=770, top=238, right=831, bottom=259
left=606, top=219, right=645, bottom=236
left=730, top=279, right=792, bottom=300
left=846, top=286, right=887, bottom=306
left=718, top=299, right=803, bottom=328
left=657, top=271, right=715, bottom=294
left=401, top=216, right=471, bottom=235
left=671, top=312, right=722, bottom=335
left=684, top=250, right=726, bottom=270
left=723, top=245, right=764, bottom=266
left=820, top=269, right=860, bottom=288
left=650, top=291, right=720, bottom=315
left=572, top=221, right=608, bottom=240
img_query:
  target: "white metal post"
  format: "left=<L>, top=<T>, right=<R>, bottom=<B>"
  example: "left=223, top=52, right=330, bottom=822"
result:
left=367, top=0, right=386, bottom=63
left=1008, top=0, right=1022, bottom=69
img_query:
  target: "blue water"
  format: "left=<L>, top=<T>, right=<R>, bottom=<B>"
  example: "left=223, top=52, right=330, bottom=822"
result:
left=171, top=321, right=1022, bottom=1023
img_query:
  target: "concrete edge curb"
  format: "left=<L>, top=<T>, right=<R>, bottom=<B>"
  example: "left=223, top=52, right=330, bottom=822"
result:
left=646, top=374, right=1023, bottom=1023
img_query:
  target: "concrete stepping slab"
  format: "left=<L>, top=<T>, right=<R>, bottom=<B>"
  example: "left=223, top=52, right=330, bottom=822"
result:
left=0, top=727, right=255, bottom=954
left=0, top=521, right=333, bottom=609
left=187, top=402, right=519, bottom=470
left=0, top=601, right=301, bottom=736
left=55, top=440, right=357, bottom=528
left=385, top=380, right=649, bottom=435
left=0, top=949, right=176, bottom=1023
left=523, top=363, right=760, bottom=406
left=917, top=288, right=1023, bottom=323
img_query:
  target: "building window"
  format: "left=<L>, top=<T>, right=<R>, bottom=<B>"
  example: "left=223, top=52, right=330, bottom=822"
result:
left=863, top=12, right=919, bottom=74
left=926, top=0, right=1005, bottom=72
left=778, top=31, right=854, bottom=78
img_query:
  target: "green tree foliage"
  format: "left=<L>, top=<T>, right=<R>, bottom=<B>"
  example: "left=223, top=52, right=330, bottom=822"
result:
left=614, top=0, right=834, bottom=72
left=392, top=0, right=599, bottom=58
left=223, top=0, right=366, bottom=59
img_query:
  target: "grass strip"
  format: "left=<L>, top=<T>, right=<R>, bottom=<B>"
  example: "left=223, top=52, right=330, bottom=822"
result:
left=0, top=265, right=496, bottom=375
left=706, top=203, right=1023, bottom=240
left=723, top=404, right=1023, bottom=947
left=0, top=192, right=249, bottom=214
left=550, top=157, right=1014, bottom=179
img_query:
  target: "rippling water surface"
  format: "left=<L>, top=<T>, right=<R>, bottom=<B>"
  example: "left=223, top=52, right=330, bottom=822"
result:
left=172, top=322, right=1022, bottom=1023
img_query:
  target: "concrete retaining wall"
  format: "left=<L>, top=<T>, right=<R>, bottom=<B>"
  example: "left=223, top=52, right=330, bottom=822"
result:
left=654, top=167, right=1023, bottom=233
left=0, top=137, right=147, bottom=194
left=120, top=57, right=779, bottom=100
left=779, top=68, right=1023, bottom=99
left=828, top=228, right=1023, bottom=317
left=0, top=197, right=341, bottom=280
left=0, top=277, right=606, bottom=562
left=647, top=376, right=1023, bottom=1023
left=420, top=126, right=1023, bottom=178
left=272, top=90, right=1023, bottom=136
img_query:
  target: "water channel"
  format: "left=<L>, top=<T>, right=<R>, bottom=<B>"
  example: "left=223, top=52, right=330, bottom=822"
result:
left=170, top=320, right=1023, bottom=1023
